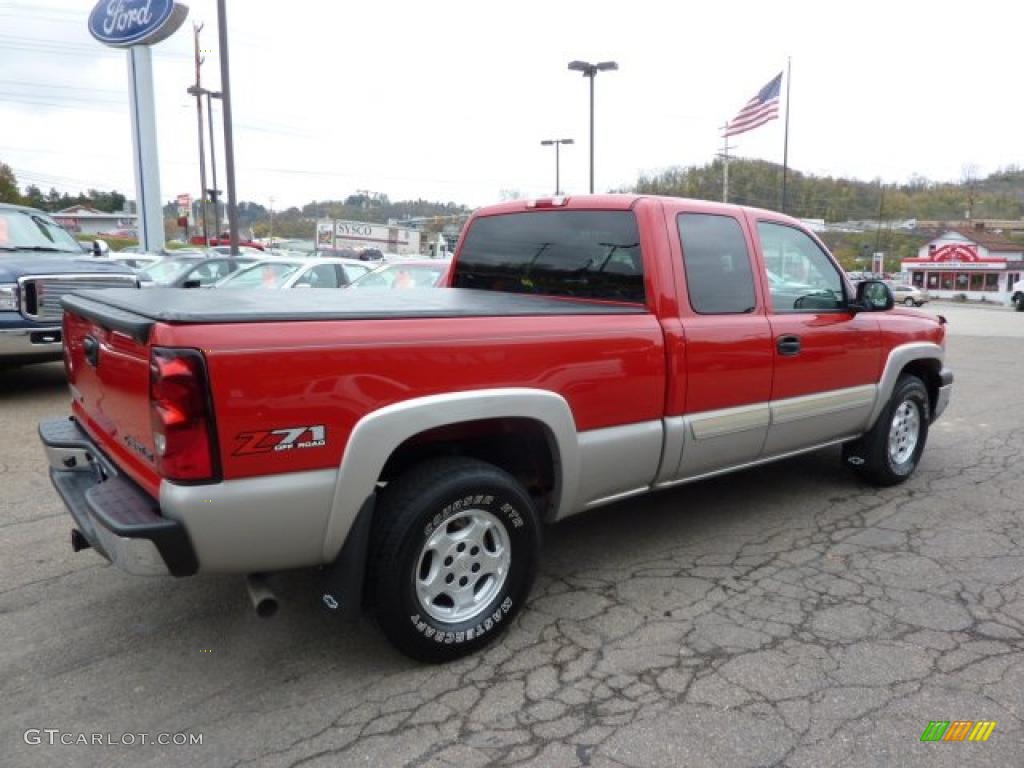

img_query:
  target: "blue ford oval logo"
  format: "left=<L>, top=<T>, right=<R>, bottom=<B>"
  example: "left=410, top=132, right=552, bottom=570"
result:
left=88, top=0, right=189, bottom=48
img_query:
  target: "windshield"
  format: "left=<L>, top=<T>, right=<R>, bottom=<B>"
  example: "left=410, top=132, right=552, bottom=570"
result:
left=0, top=209, right=82, bottom=252
left=142, top=259, right=199, bottom=284
left=218, top=261, right=301, bottom=288
left=351, top=264, right=446, bottom=289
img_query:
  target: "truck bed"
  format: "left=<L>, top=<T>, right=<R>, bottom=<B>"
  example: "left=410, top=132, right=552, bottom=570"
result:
left=63, top=287, right=644, bottom=340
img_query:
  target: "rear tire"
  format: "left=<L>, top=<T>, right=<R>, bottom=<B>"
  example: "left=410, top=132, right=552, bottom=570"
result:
left=1014, top=294, right=1024, bottom=312
left=371, top=457, right=540, bottom=662
left=843, top=374, right=930, bottom=486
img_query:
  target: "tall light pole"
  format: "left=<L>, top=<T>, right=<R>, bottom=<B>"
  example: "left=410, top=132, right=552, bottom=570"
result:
left=217, top=0, right=240, bottom=255
left=540, top=138, right=574, bottom=195
left=567, top=60, right=617, bottom=194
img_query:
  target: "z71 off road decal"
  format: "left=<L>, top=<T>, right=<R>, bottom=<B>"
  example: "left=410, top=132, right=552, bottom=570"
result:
left=233, top=425, right=327, bottom=456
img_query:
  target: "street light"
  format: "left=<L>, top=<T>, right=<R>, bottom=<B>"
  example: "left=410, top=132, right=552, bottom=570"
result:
left=540, top=138, right=574, bottom=195
left=567, top=59, right=618, bottom=194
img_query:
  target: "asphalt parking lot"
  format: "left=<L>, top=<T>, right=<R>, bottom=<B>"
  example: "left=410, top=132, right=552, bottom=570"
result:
left=2, top=303, right=1023, bottom=768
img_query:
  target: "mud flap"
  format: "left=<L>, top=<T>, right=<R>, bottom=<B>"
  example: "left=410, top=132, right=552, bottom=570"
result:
left=841, top=437, right=868, bottom=466
left=320, top=494, right=374, bottom=620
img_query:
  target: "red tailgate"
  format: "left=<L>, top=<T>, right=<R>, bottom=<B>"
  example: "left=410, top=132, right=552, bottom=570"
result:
left=64, top=311, right=162, bottom=497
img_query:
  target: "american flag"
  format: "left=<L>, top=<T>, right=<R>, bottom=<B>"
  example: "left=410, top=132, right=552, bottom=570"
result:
left=723, top=72, right=783, bottom=137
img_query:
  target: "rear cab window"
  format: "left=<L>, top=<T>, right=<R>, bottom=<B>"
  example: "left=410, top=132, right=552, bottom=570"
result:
left=676, top=213, right=757, bottom=314
left=454, top=211, right=646, bottom=303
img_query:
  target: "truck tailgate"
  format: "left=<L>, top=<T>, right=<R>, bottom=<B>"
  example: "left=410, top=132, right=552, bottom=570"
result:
left=64, top=308, right=161, bottom=497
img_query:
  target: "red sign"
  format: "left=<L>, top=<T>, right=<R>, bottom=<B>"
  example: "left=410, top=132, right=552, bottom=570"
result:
left=927, top=244, right=979, bottom=262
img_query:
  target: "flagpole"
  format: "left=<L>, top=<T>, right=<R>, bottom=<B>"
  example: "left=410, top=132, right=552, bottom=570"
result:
left=781, top=56, right=791, bottom=213
left=718, top=124, right=734, bottom=203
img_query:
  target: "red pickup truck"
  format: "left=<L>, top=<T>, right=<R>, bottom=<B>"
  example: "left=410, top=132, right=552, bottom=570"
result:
left=40, top=195, right=952, bottom=661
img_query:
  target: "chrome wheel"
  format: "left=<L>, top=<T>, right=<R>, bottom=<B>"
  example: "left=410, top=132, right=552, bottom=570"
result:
left=888, top=400, right=920, bottom=466
left=414, top=508, right=511, bottom=624
left=904, top=297, right=916, bottom=306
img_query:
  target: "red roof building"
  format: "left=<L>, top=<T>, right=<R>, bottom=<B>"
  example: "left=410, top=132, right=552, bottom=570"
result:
left=901, top=227, right=1024, bottom=301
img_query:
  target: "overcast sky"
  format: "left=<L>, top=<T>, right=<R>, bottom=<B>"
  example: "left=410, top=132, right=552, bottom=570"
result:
left=1, top=0, right=1021, bottom=210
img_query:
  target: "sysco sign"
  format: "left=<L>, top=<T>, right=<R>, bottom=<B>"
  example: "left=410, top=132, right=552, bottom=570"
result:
left=88, top=0, right=189, bottom=48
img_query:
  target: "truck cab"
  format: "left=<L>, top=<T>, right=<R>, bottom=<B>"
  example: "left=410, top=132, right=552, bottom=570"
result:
left=0, top=203, right=138, bottom=366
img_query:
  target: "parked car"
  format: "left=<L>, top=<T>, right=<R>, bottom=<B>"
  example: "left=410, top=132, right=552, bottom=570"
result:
left=315, top=247, right=360, bottom=260
left=41, top=195, right=952, bottom=662
left=214, top=257, right=373, bottom=289
left=888, top=283, right=929, bottom=307
left=1011, top=277, right=1024, bottom=311
left=357, top=248, right=385, bottom=261
left=207, top=245, right=267, bottom=257
left=0, top=203, right=138, bottom=366
left=139, top=255, right=257, bottom=288
left=349, top=259, right=451, bottom=290
left=107, top=253, right=161, bottom=270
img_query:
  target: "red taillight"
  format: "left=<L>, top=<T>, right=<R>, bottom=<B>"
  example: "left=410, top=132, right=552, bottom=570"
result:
left=150, top=348, right=219, bottom=482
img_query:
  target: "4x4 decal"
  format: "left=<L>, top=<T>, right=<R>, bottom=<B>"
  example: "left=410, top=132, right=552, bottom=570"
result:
left=233, top=425, right=327, bottom=456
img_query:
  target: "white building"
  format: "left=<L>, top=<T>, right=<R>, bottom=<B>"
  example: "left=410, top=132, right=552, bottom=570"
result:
left=52, top=205, right=138, bottom=237
left=901, top=227, right=1024, bottom=303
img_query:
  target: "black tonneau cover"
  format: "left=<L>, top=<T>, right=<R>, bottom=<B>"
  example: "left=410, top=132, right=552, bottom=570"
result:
left=62, top=288, right=645, bottom=342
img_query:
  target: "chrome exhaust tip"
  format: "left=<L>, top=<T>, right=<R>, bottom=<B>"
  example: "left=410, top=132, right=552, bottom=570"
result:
left=245, top=573, right=278, bottom=618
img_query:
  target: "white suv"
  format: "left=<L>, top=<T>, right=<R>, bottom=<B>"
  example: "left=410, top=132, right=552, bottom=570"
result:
left=888, top=283, right=929, bottom=307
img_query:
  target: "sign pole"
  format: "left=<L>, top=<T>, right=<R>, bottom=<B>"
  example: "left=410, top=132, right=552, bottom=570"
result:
left=216, top=0, right=240, bottom=256
left=90, top=1, right=190, bottom=254
left=126, top=45, right=165, bottom=253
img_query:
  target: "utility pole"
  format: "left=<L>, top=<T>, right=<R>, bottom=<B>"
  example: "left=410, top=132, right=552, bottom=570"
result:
left=718, top=124, right=735, bottom=203
left=269, top=196, right=274, bottom=242
left=875, top=182, right=885, bottom=253
left=190, top=22, right=209, bottom=244
left=205, top=90, right=222, bottom=233
left=874, top=182, right=886, bottom=274
left=216, top=0, right=240, bottom=255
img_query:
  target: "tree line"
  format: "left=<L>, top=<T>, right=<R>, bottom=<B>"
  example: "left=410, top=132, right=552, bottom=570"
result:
left=632, top=159, right=1024, bottom=222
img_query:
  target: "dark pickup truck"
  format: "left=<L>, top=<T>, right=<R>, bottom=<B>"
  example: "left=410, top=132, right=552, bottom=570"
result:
left=0, top=203, right=138, bottom=366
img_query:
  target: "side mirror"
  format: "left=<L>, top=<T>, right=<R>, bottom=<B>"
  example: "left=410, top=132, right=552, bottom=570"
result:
left=853, top=280, right=894, bottom=312
left=92, top=239, right=110, bottom=257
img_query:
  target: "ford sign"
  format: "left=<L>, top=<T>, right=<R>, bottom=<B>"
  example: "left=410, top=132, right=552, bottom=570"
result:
left=88, top=0, right=189, bottom=48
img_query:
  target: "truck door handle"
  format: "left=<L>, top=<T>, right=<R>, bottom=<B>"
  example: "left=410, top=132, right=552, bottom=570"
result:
left=776, top=335, right=801, bottom=356
left=83, top=336, right=100, bottom=367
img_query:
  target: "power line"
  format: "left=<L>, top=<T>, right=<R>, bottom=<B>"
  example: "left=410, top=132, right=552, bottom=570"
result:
left=0, top=79, right=124, bottom=95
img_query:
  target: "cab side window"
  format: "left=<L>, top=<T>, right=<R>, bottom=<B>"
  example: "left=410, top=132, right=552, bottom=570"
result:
left=757, top=222, right=845, bottom=311
left=677, top=213, right=757, bottom=314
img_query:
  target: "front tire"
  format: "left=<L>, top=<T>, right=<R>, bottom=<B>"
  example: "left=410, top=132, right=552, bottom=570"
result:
left=904, top=297, right=916, bottom=306
left=371, top=457, right=540, bottom=662
left=843, top=374, right=930, bottom=486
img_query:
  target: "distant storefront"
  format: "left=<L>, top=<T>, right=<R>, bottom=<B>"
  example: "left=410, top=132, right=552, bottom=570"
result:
left=52, top=205, right=138, bottom=237
left=901, top=227, right=1023, bottom=303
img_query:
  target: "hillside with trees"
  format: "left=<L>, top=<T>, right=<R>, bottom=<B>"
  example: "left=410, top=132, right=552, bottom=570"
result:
left=632, top=159, right=1024, bottom=222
